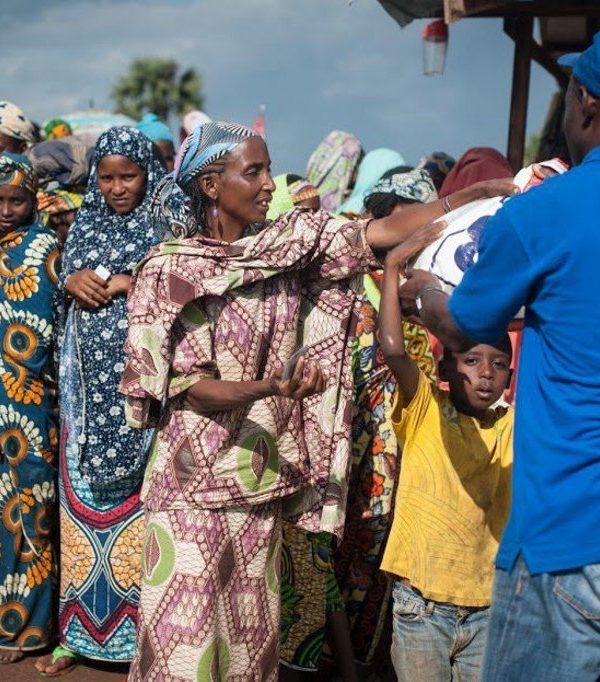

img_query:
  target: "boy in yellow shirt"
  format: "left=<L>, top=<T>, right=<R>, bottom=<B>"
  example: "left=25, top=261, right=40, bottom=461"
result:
left=378, top=232, right=514, bottom=682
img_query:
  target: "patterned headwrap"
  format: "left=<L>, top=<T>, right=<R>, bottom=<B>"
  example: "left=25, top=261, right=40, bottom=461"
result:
left=0, top=102, right=35, bottom=143
left=37, top=188, right=84, bottom=216
left=0, top=152, right=38, bottom=194
left=365, top=168, right=438, bottom=205
left=43, top=118, right=73, bottom=141
left=153, top=120, right=257, bottom=239
left=416, top=151, right=455, bottom=192
left=289, top=177, right=320, bottom=205
left=267, top=174, right=320, bottom=220
left=306, top=130, right=363, bottom=212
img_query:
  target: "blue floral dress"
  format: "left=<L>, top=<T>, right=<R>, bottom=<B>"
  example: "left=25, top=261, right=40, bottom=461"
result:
left=57, top=127, right=163, bottom=661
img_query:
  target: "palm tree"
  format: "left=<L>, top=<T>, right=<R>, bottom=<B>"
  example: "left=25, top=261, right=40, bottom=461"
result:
left=111, top=57, right=204, bottom=121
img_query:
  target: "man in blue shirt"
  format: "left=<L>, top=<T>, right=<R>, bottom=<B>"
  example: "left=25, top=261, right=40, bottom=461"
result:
left=399, top=34, right=600, bottom=681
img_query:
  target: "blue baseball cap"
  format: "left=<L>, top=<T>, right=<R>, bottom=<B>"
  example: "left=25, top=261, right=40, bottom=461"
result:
left=558, top=32, right=600, bottom=98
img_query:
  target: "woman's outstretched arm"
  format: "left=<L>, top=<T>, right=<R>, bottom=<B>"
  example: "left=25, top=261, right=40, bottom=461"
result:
left=365, top=178, right=518, bottom=251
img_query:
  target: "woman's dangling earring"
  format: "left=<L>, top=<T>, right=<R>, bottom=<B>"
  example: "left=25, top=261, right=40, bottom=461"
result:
left=211, top=202, right=219, bottom=221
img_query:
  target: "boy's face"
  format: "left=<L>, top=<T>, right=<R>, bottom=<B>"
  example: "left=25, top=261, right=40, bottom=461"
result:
left=441, top=343, right=512, bottom=417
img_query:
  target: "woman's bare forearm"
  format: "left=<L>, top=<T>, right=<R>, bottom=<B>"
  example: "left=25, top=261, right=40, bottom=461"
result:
left=366, top=184, right=491, bottom=251
left=185, top=378, right=276, bottom=413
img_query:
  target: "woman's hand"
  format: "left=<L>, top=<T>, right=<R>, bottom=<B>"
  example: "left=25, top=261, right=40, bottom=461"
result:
left=105, top=273, right=131, bottom=298
left=65, top=270, right=111, bottom=309
left=385, top=220, right=446, bottom=269
left=467, top=178, right=520, bottom=200
left=271, top=357, right=326, bottom=400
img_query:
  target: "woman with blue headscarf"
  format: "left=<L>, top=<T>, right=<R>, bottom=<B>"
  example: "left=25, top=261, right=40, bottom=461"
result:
left=118, top=122, right=515, bottom=681
left=0, top=154, right=59, bottom=665
left=136, top=112, right=176, bottom=172
left=35, top=127, right=165, bottom=677
left=338, top=148, right=406, bottom=215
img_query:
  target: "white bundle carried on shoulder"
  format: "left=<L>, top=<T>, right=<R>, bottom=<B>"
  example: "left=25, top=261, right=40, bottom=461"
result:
left=413, top=159, right=568, bottom=296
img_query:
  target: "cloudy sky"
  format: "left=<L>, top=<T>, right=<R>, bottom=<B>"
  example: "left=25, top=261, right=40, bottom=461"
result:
left=4, top=0, right=558, bottom=173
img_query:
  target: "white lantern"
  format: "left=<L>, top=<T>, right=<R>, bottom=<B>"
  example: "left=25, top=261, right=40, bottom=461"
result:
left=423, top=19, right=449, bottom=76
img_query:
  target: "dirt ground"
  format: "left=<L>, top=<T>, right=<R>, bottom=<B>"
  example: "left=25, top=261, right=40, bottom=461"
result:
left=8, top=648, right=129, bottom=681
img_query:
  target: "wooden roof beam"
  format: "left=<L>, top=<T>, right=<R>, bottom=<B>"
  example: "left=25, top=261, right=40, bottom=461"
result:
left=504, top=20, right=570, bottom=88
left=468, top=2, right=600, bottom=19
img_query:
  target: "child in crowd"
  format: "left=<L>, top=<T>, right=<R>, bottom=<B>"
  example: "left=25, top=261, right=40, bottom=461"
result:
left=378, top=233, right=514, bottom=682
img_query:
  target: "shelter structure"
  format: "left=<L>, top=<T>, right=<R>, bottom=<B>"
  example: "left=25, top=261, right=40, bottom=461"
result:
left=377, top=0, right=600, bottom=170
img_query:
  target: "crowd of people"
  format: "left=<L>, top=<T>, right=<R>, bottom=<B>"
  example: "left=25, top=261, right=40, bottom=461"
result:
left=0, top=32, right=599, bottom=682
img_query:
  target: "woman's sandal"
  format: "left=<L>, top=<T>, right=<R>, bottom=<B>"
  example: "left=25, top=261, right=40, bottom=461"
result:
left=0, top=648, right=24, bottom=664
left=37, top=645, right=80, bottom=678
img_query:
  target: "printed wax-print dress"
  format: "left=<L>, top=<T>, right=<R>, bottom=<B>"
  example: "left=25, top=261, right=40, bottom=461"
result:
left=58, top=303, right=151, bottom=660
left=0, top=223, right=59, bottom=651
left=57, top=126, right=164, bottom=661
left=333, top=273, right=436, bottom=665
left=280, top=523, right=344, bottom=672
left=122, top=209, right=379, bottom=681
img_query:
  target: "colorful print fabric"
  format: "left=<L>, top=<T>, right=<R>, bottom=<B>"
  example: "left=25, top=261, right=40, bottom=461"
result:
left=129, top=503, right=281, bottom=681
left=0, top=153, right=37, bottom=195
left=280, top=524, right=343, bottom=672
left=57, top=126, right=163, bottom=660
left=306, top=130, right=363, bottom=212
left=58, top=340, right=146, bottom=660
left=0, top=222, right=59, bottom=651
left=365, top=169, right=438, bottom=205
left=37, top=189, right=84, bottom=217
left=120, top=208, right=379, bottom=538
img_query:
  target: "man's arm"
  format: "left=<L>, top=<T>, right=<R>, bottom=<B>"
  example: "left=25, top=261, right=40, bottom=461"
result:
left=398, top=269, right=474, bottom=352
left=399, top=206, right=534, bottom=348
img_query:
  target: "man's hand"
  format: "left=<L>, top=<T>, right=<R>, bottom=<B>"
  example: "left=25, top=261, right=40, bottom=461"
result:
left=271, top=357, right=326, bottom=400
left=469, top=178, right=520, bottom=199
left=398, top=268, right=442, bottom=321
left=399, top=268, right=441, bottom=300
left=65, top=269, right=111, bottom=309
left=532, top=163, right=560, bottom=181
left=385, top=220, right=446, bottom=269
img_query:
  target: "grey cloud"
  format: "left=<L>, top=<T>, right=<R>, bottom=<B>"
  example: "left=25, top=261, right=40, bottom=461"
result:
left=2, top=0, right=558, bottom=173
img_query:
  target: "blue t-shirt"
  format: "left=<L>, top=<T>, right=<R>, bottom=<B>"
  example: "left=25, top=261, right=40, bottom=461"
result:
left=448, top=147, right=600, bottom=574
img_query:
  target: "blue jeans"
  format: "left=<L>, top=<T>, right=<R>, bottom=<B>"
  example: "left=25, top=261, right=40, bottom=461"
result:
left=391, top=582, right=490, bottom=681
left=482, top=556, right=600, bottom=681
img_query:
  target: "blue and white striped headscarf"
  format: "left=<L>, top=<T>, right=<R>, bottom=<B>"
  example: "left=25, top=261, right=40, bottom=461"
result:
left=153, top=120, right=257, bottom=239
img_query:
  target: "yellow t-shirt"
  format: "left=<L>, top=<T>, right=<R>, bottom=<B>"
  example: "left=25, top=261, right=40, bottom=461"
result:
left=381, top=371, right=513, bottom=607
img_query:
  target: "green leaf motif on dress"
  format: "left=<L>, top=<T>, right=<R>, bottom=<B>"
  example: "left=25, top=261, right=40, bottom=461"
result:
left=237, top=430, right=279, bottom=493
left=142, top=522, right=175, bottom=587
left=196, top=639, right=230, bottom=682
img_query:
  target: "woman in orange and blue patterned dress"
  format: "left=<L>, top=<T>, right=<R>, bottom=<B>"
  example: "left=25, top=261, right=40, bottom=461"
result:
left=0, top=153, right=60, bottom=664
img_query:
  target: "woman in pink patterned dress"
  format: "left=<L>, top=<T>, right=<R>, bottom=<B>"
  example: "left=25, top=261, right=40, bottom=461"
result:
left=120, top=121, right=515, bottom=682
